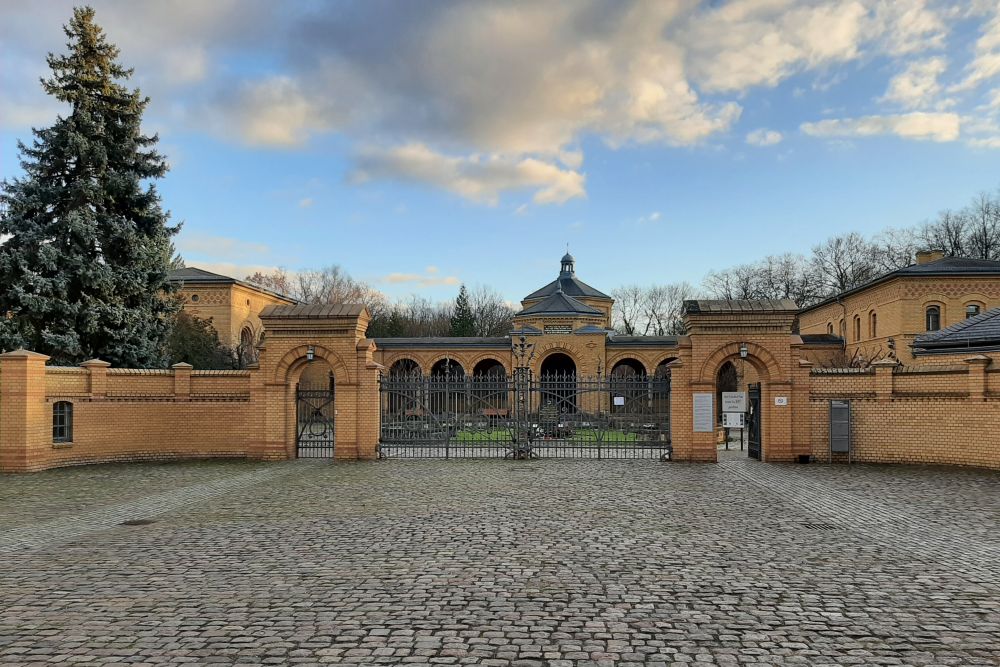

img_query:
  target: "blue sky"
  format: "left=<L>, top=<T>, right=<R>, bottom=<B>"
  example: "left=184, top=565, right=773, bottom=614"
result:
left=2, top=1, right=1000, bottom=303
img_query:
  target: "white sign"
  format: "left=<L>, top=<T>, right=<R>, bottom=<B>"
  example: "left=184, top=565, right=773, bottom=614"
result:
left=723, top=412, right=745, bottom=429
left=774, top=396, right=788, bottom=406
left=613, top=396, right=625, bottom=406
left=722, top=391, right=747, bottom=413
left=693, top=393, right=714, bottom=432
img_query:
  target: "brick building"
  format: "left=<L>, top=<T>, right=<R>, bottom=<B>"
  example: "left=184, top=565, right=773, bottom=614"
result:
left=168, top=267, right=298, bottom=353
left=798, top=250, right=1000, bottom=364
left=2, top=252, right=999, bottom=473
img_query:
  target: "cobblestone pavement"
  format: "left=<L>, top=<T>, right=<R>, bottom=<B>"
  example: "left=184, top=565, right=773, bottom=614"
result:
left=2, top=459, right=999, bottom=666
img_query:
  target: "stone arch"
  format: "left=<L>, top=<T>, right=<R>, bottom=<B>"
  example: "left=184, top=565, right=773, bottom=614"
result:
left=430, top=357, right=465, bottom=378
left=388, top=358, right=422, bottom=377
left=697, top=341, right=780, bottom=385
left=609, top=357, right=647, bottom=378
left=540, top=351, right=576, bottom=377
left=606, top=353, right=653, bottom=375
left=274, top=344, right=352, bottom=385
left=472, top=357, right=507, bottom=378
left=469, top=353, right=511, bottom=376
left=428, top=354, right=468, bottom=376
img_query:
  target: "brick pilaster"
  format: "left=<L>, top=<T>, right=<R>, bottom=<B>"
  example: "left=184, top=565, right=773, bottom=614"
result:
left=81, top=358, right=110, bottom=398
left=0, top=350, right=50, bottom=473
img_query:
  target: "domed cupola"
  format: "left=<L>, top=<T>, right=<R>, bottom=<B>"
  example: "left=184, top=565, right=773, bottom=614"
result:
left=515, top=252, right=614, bottom=330
left=560, top=252, right=575, bottom=276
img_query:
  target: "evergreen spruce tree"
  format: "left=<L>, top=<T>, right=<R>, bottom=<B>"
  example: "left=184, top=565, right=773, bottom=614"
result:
left=0, top=6, right=178, bottom=366
left=450, top=285, right=476, bottom=337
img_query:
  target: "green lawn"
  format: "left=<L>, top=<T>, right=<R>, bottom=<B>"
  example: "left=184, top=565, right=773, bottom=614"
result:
left=452, top=428, right=646, bottom=443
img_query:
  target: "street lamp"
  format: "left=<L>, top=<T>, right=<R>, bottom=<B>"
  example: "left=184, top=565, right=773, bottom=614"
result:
left=306, top=345, right=315, bottom=361
left=739, top=342, right=748, bottom=359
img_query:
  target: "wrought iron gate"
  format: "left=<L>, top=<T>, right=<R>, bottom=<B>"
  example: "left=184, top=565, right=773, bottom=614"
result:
left=296, top=382, right=336, bottom=458
left=378, top=371, right=671, bottom=460
left=747, top=382, right=762, bottom=460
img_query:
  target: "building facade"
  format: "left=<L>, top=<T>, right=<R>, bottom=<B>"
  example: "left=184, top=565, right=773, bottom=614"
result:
left=2, top=252, right=1000, bottom=473
left=168, top=267, right=298, bottom=353
left=798, top=250, right=1000, bottom=364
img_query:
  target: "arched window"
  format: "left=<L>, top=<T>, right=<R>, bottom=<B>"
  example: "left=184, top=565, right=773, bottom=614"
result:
left=53, top=401, right=73, bottom=443
left=966, top=303, right=981, bottom=318
left=853, top=315, right=861, bottom=342
left=925, top=305, right=941, bottom=331
left=827, top=322, right=834, bottom=335
left=869, top=311, right=877, bottom=338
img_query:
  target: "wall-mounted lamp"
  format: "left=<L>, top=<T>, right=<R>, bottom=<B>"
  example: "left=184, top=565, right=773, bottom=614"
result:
left=739, top=342, right=748, bottom=359
left=306, top=345, right=315, bottom=361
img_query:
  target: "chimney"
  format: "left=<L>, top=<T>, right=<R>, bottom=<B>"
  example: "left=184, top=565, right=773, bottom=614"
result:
left=915, top=249, right=945, bottom=265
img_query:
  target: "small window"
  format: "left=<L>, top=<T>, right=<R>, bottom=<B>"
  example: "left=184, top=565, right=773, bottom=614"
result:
left=926, top=305, right=941, bottom=331
left=190, top=294, right=200, bottom=303
left=966, top=304, right=981, bottom=318
left=869, top=311, right=877, bottom=338
left=853, top=315, right=861, bottom=342
left=826, top=322, right=834, bottom=335
left=53, top=401, right=73, bottom=443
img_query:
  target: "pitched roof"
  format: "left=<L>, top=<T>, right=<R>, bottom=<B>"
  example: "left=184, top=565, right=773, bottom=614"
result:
left=169, top=267, right=299, bottom=303
left=523, top=275, right=611, bottom=301
left=912, top=306, right=1000, bottom=354
left=800, top=256, right=1000, bottom=314
left=684, top=299, right=799, bottom=314
left=517, top=290, right=604, bottom=317
left=260, top=303, right=364, bottom=319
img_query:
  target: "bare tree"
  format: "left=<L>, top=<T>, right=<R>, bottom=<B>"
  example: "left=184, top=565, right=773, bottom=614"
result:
left=467, top=285, right=515, bottom=336
left=810, top=232, right=880, bottom=294
left=965, top=191, right=1000, bottom=260
left=611, top=285, right=646, bottom=334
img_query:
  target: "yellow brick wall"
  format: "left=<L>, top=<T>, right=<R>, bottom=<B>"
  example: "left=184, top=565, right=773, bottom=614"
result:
left=808, top=361, right=1000, bottom=470
left=176, top=283, right=294, bottom=349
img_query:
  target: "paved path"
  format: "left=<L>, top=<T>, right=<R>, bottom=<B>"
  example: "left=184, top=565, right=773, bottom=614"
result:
left=1, top=458, right=999, bottom=666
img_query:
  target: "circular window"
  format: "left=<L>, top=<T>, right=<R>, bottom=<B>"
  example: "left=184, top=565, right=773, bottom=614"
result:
left=190, top=294, right=200, bottom=303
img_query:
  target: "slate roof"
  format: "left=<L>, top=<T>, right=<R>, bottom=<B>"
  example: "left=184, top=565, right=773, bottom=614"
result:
left=373, top=337, right=509, bottom=349
left=800, top=256, right=1000, bottom=314
left=260, top=303, right=365, bottom=319
left=606, top=335, right=680, bottom=347
left=517, top=290, right=604, bottom=317
left=799, top=333, right=845, bottom=346
left=912, top=306, right=1000, bottom=354
left=684, top=299, right=799, bottom=314
left=169, top=267, right=299, bottom=303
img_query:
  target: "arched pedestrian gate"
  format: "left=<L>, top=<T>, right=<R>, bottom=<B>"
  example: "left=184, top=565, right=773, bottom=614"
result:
left=747, top=383, right=762, bottom=460
left=296, top=381, right=336, bottom=458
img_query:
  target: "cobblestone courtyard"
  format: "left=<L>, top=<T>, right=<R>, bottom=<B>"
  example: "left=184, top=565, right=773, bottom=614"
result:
left=2, top=458, right=999, bottom=666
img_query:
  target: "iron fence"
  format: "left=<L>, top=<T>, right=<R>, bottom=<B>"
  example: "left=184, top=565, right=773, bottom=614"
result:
left=378, top=371, right=670, bottom=460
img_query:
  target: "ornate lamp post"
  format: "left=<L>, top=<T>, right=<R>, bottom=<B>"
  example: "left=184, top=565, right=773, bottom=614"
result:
left=511, top=335, right=536, bottom=459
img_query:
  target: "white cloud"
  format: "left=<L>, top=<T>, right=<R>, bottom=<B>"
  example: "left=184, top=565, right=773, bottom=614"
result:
left=636, top=211, right=662, bottom=225
left=177, top=234, right=270, bottom=260
left=953, top=8, right=1000, bottom=92
left=352, top=143, right=585, bottom=205
left=801, top=112, right=960, bottom=142
left=746, top=128, right=784, bottom=146
left=298, top=197, right=315, bottom=208
left=214, top=76, right=333, bottom=148
left=683, top=1, right=869, bottom=93
left=882, top=57, right=948, bottom=108
left=968, top=136, right=1000, bottom=149
left=380, top=268, right=461, bottom=288
left=188, top=262, right=282, bottom=281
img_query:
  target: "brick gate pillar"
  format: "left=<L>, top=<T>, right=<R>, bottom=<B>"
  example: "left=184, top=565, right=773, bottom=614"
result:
left=0, top=350, right=50, bottom=473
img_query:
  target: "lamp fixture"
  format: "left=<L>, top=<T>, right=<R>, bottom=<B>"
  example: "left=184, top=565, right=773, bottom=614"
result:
left=739, top=342, right=748, bottom=359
